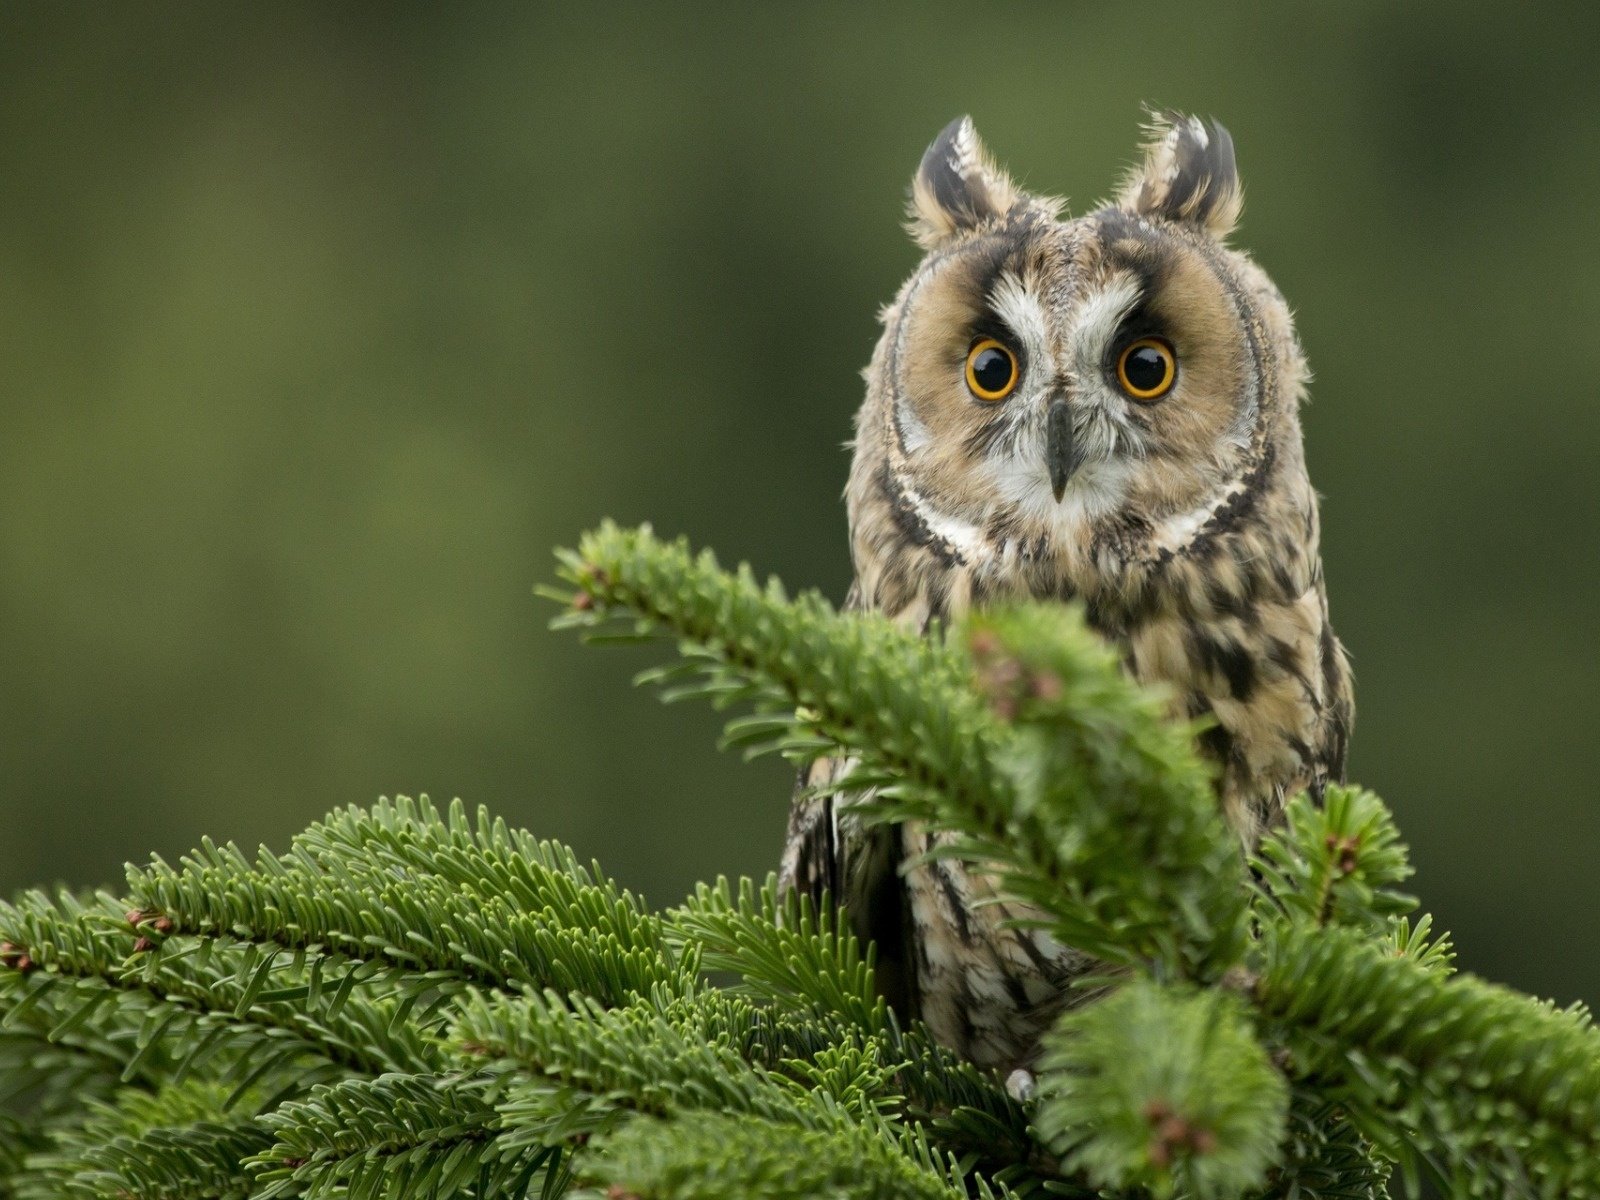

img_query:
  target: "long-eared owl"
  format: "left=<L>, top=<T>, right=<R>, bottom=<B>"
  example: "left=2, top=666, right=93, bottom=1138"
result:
left=779, top=111, right=1353, bottom=1074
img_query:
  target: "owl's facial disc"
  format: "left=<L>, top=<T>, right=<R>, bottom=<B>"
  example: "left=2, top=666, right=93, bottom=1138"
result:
left=888, top=197, right=1269, bottom=565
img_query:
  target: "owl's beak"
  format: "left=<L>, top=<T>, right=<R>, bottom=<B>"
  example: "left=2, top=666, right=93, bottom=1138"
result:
left=1046, top=399, right=1078, bottom=502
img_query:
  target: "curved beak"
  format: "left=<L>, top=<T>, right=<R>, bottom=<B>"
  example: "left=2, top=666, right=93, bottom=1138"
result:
left=1046, top=399, right=1079, bottom=502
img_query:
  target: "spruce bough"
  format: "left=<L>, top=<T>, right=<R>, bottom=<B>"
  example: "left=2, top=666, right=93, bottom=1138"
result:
left=0, top=522, right=1594, bottom=1198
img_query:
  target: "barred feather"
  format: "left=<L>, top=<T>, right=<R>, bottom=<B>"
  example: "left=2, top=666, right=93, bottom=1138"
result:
left=784, top=109, right=1351, bottom=1073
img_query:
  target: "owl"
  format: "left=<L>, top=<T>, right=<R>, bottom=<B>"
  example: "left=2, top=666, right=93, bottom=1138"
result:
left=779, top=112, right=1353, bottom=1074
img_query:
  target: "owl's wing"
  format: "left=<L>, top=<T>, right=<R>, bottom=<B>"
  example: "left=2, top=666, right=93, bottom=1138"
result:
left=776, top=755, right=841, bottom=906
left=778, top=577, right=864, bottom=910
left=776, top=581, right=914, bottom=1017
left=779, top=753, right=912, bottom=1016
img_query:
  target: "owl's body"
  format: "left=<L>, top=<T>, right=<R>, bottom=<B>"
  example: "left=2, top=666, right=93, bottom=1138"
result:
left=780, top=113, right=1353, bottom=1073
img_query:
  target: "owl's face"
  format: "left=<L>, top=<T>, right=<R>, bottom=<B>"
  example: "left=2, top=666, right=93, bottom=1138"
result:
left=858, top=114, right=1309, bottom=605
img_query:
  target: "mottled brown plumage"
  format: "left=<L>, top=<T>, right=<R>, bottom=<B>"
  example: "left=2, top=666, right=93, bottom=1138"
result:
left=780, top=112, right=1352, bottom=1074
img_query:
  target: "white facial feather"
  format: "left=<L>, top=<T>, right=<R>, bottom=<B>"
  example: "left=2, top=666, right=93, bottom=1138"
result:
left=931, top=274, right=1151, bottom=554
left=890, top=470, right=989, bottom=562
left=1066, top=277, right=1140, bottom=384
left=973, top=275, right=1147, bottom=529
left=982, top=452, right=1135, bottom=547
left=898, top=399, right=933, bottom=455
left=1066, top=276, right=1152, bottom=463
left=989, top=272, right=1050, bottom=366
left=889, top=240, right=1249, bottom=572
left=1149, top=484, right=1230, bottom=553
left=891, top=253, right=955, bottom=456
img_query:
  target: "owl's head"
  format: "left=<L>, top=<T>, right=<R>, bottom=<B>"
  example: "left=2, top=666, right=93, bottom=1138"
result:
left=850, top=112, right=1316, bottom=621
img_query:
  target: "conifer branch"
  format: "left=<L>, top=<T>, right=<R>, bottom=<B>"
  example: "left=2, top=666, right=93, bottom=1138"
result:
left=1251, top=788, right=1416, bottom=932
left=247, top=1073, right=546, bottom=1200
left=554, top=522, right=1247, bottom=982
left=581, top=1111, right=979, bottom=1200
left=1263, top=1089, right=1392, bottom=1200
left=452, top=989, right=865, bottom=1133
left=1255, top=920, right=1600, bottom=1195
left=669, top=876, right=887, bottom=1034
left=550, top=523, right=1600, bottom=1197
left=3, top=523, right=1597, bottom=1199
left=123, top=798, right=693, bottom=1008
left=664, top=876, right=1041, bottom=1180
left=1036, top=978, right=1288, bottom=1199
left=0, top=890, right=432, bottom=1091
left=12, top=1082, right=271, bottom=1200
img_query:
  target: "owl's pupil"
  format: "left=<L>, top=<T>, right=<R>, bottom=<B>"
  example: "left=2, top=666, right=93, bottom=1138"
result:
left=1123, top=345, right=1168, bottom=391
left=972, top=348, right=1014, bottom=393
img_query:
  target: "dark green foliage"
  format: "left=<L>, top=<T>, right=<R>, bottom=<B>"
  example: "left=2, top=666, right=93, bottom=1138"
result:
left=1263, top=1090, right=1393, bottom=1200
left=580, top=1112, right=974, bottom=1200
left=1036, top=979, right=1288, bottom=1198
left=2, top=523, right=1595, bottom=1198
left=1255, top=922, right=1600, bottom=1196
left=248, top=1074, right=533, bottom=1200
left=557, top=524, right=1248, bottom=983
left=670, top=877, right=887, bottom=1035
left=125, top=797, right=691, bottom=1007
left=1253, top=788, right=1417, bottom=932
left=13, top=1081, right=272, bottom=1200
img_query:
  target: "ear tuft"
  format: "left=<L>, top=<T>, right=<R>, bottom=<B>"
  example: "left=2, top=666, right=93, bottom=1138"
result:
left=908, top=116, right=1020, bottom=249
left=1118, top=110, right=1242, bottom=237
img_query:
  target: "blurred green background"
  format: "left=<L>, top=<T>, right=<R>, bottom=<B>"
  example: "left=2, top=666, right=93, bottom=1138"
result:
left=2, top=3, right=1597, bottom=1018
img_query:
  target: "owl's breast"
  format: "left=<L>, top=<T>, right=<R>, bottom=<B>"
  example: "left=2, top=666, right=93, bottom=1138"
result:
left=1122, top=578, right=1349, bottom=837
left=851, top=454, right=1351, bottom=838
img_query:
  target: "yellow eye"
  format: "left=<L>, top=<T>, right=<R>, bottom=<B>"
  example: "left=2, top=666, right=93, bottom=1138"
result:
left=964, top=338, right=1019, bottom=402
left=1116, top=337, right=1177, bottom=401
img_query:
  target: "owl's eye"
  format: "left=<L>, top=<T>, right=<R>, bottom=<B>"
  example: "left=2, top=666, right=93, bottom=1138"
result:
left=965, top=338, right=1019, bottom=402
left=1115, top=337, right=1177, bottom=401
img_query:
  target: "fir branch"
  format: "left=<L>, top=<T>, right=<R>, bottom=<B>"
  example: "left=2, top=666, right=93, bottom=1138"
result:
left=124, top=809, right=692, bottom=1008
left=1252, top=788, right=1416, bottom=932
left=580, top=1111, right=976, bottom=1200
left=291, top=797, right=658, bottom=952
left=449, top=983, right=1041, bottom=1192
left=12, top=1082, right=270, bottom=1200
left=1256, top=1088, right=1391, bottom=1200
left=1382, top=914, right=1455, bottom=977
left=664, top=988, right=1049, bottom=1194
left=0, top=889, right=422, bottom=1095
left=549, top=524, right=996, bottom=807
left=670, top=875, right=886, bottom=1034
left=0, top=1115, right=33, bottom=1193
left=960, top=604, right=1248, bottom=980
left=664, top=876, right=1044, bottom=1186
left=5, top=523, right=1598, bottom=1200
left=554, top=523, right=1246, bottom=981
left=248, top=1073, right=549, bottom=1200
left=0, top=1024, right=125, bottom=1124
left=1035, top=977, right=1288, bottom=1199
left=451, top=989, right=848, bottom=1137
left=1256, top=920, right=1600, bottom=1196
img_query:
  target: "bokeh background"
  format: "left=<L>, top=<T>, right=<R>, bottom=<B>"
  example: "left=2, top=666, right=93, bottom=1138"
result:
left=3, top=1, right=1597, bottom=1028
